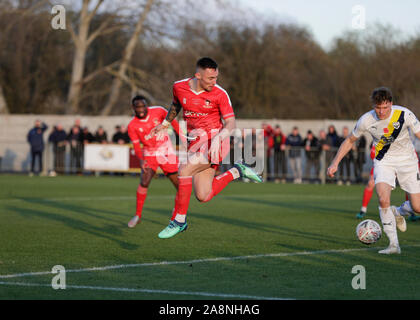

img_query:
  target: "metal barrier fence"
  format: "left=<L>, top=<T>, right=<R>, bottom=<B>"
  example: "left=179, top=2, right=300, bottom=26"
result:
left=262, top=146, right=371, bottom=184
left=0, top=141, right=373, bottom=184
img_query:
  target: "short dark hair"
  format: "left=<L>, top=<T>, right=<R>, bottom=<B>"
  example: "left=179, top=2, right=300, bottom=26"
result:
left=196, top=57, right=218, bottom=70
left=371, top=87, right=393, bottom=105
left=132, top=95, right=148, bottom=106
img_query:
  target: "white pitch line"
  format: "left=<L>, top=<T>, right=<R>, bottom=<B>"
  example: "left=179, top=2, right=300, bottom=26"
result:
left=0, top=247, right=384, bottom=280
left=0, top=281, right=289, bottom=300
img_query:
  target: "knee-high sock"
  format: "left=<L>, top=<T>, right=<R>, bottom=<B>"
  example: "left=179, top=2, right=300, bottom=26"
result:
left=136, top=186, right=148, bottom=218
left=170, top=192, right=179, bottom=221
left=202, top=169, right=238, bottom=203
left=379, top=207, right=399, bottom=247
left=361, top=187, right=374, bottom=210
left=174, top=176, right=193, bottom=223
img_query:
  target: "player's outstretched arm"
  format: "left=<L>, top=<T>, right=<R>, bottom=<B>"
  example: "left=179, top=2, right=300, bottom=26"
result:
left=151, top=102, right=182, bottom=140
left=327, top=134, right=358, bottom=177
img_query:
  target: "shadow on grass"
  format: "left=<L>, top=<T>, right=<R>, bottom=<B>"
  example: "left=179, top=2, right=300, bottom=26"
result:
left=6, top=204, right=139, bottom=251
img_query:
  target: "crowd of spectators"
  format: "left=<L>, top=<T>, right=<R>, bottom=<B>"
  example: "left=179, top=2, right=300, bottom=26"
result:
left=27, top=119, right=130, bottom=176
left=262, top=123, right=369, bottom=184
left=27, top=118, right=370, bottom=183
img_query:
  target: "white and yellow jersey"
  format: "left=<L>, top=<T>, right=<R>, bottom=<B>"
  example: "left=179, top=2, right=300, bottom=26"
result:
left=352, top=105, right=420, bottom=165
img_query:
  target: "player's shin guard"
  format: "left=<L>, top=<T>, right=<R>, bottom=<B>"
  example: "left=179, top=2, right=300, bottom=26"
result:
left=379, top=207, right=399, bottom=247
left=202, top=170, right=236, bottom=203
left=136, top=185, right=148, bottom=218
left=174, top=176, right=192, bottom=223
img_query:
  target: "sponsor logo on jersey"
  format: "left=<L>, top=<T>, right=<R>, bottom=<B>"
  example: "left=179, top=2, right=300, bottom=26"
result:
left=184, top=110, right=209, bottom=117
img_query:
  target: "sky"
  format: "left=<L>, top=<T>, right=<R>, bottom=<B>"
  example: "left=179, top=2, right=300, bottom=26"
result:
left=236, top=0, right=420, bottom=49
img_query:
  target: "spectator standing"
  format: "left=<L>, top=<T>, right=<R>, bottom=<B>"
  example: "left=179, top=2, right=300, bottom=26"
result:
left=95, top=126, right=108, bottom=144
left=303, top=130, right=321, bottom=182
left=337, top=126, right=354, bottom=185
left=112, top=125, right=130, bottom=144
left=81, top=127, right=95, bottom=145
left=355, top=134, right=367, bottom=183
left=286, top=126, right=303, bottom=184
left=48, top=124, right=67, bottom=175
left=67, top=126, right=83, bottom=174
left=326, top=125, right=339, bottom=182
left=27, top=120, right=48, bottom=176
left=273, top=125, right=287, bottom=183
left=262, top=123, right=274, bottom=181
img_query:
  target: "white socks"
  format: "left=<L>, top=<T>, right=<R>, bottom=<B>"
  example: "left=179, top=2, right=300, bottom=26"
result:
left=379, top=207, right=399, bottom=247
left=229, top=167, right=240, bottom=180
left=175, top=214, right=186, bottom=223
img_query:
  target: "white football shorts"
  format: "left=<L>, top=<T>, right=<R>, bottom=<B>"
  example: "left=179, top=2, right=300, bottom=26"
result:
left=374, top=161, right=420, bottom=194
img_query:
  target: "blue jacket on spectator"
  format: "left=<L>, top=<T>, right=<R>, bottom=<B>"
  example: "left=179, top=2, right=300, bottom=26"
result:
left=27, top=122, right=48, bottom=152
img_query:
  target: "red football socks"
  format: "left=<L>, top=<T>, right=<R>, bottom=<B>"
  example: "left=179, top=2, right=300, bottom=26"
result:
left=136, top=185, right=148, bottom=218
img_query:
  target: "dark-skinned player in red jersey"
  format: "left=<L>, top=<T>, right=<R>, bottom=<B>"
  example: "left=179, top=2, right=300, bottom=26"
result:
left=127, top=95, right=182, bottom=228
left=151, top=57, right=262, bottom=239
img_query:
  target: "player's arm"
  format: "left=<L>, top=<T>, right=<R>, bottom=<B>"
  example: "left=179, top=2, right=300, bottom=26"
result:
left=151, top=102, right=182, bottom=139
left=327, top=134, right=358, bottom=177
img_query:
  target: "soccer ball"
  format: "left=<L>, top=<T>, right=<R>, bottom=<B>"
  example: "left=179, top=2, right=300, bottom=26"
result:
left=356, top=219, right=382, bottom=245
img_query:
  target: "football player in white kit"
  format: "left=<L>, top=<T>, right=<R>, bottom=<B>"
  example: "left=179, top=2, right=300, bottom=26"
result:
left=327, top=87, right=420, bottom=254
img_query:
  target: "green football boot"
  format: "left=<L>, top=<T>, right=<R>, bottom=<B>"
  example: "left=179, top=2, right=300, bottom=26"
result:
left=356, top=211, right=366, bottom=219
left=234, top=162, right=263, bottom=183
left=158, top=220, right=188, bottom=239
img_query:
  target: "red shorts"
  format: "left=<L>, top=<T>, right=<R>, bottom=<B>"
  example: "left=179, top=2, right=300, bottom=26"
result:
left=143, top=152, right=179, bottom=175
left=188, top=137, right=231, bottom=169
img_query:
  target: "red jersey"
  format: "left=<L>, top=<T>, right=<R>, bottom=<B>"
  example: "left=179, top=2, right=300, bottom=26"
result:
left=172, top=78, right=235, bottom=136
left=127, top=106, right=180, bottom=159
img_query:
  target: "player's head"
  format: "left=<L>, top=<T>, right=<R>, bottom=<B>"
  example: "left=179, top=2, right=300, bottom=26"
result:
left=132, top=95, right=148, bottom=119
left=371, top=87, right=393, bottom=120
left=195, top=57, right=218, bottom=92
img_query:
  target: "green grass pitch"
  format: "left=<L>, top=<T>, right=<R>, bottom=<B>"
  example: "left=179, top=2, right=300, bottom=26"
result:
left=0, top=174, right=419, bottom=300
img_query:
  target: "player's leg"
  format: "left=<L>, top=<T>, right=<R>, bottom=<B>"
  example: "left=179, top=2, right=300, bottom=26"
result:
left=166, top=172, right=179, bottom=221
left=128, top=163, right=156, bottom=228
left=375, top=182, right=401, bottom=254
left=158, top=160, right=210, bottom=239
left=357, top=170, right=375, bottom=219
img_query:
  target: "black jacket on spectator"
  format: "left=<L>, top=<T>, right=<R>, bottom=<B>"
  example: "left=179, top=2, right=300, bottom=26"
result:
left=49, top=128, right=67, bottom=146
left=303, top=137, right=321, bottom=160
left=27, top=123, right=48, bottom=152
left=286, top=134, right=303, bottom=158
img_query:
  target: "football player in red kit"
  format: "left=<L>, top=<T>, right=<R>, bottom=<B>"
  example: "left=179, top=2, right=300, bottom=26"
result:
left=152, top=57, right=262, bottom=239
left=127, top=95, right=181, bottom=228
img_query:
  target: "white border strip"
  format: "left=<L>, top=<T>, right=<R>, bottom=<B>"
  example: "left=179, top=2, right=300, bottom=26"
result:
left=0, top=247, right=383, bottom=280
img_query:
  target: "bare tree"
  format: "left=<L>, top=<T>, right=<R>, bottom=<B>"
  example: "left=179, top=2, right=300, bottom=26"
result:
left=66, top=0, right=123, bottom=114
left=101, top=0, right=155, bottom=115
left=0, top=84, right=8, bottom=114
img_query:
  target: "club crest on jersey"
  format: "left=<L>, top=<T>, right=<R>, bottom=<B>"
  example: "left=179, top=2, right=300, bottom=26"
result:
left=139, top=128, right=143, bottom=132
left=392, top=122, right=400, bottom=130
left=183, top=98, right=187, bottom=105
left=203, top=99, right=213, bottom=109
left=153, top=118, right=160, bottom=126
